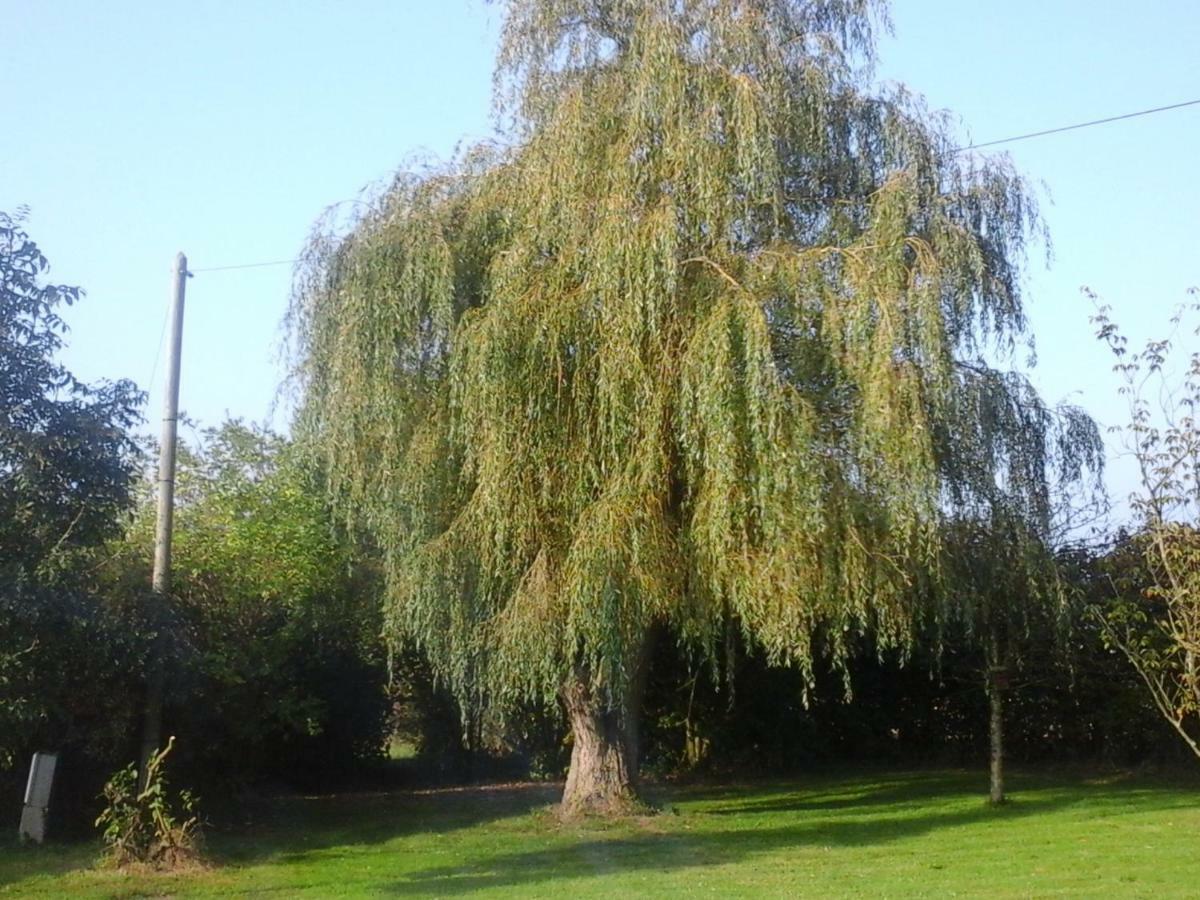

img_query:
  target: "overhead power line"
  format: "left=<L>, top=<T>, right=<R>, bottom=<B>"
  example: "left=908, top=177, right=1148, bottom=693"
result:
left=190, top=257, right=300, bottom=273
left=954, top=97, right=1200, bottom=152
left=188, top=96, right=1200, bottom=274
left=145, top=300, right=172, bottom=394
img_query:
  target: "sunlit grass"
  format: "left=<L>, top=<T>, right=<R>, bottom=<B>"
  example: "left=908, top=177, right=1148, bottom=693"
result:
left=3, top=769, right=1198, bottom=897
left=388, top=737, right=419, bottom=761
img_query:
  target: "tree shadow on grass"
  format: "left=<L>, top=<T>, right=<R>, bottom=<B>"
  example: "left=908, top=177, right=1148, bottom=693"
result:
left=380, top=775, right=1200, bottom=897
left=670, top=769, right=980, bottom=815
left=662, top=766, right=1200, bottom=816
left=0, top=782, right=559, bottom=890
left=0, top=837, right=100, bottom=892
left=209, top=782, right=561, bottom=867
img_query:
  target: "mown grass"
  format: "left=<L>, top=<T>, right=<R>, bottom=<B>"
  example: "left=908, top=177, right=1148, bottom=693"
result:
left=2, top=768, right=1198, bottom=897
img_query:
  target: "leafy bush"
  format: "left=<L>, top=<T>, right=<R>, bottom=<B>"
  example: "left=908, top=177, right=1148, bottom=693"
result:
left=96, top=737, right=202, bottom=870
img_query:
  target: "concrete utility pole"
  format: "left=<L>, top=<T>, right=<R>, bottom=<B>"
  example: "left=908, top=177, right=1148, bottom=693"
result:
left=139, top=252, right=188, bottom=786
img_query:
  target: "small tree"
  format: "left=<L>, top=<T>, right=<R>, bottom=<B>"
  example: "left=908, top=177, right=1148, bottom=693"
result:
left=943, top=522, right=1076, bottom=804
left=936, top=361, right=1103, bottom=803
left=1093, top=293, right=1200, bottom=760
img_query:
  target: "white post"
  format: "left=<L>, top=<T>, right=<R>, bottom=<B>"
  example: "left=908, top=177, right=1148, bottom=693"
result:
left=18, top=752, right=58, bottom=843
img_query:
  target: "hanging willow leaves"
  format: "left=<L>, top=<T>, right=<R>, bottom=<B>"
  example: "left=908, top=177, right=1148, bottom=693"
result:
left=288, top=0, right=1074, bottom=731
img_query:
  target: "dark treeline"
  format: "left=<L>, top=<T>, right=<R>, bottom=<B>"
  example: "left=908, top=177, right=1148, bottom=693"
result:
left=409, top=555, right=1183, bottom=785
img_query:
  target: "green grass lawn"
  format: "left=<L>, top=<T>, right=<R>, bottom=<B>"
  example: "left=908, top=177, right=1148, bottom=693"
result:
left=3, top=768, right=1198, bottom=897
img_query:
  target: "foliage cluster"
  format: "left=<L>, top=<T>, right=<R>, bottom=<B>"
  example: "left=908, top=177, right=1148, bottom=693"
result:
left=385, top=532, right=1176, bottom=782
left=639, top=576, right=1175, bottom=778
left=0, top=208, right=142, bottom=575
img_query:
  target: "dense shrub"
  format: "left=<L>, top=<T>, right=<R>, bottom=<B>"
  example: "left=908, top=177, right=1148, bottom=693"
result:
left=105, top=422, right=391, bottom=790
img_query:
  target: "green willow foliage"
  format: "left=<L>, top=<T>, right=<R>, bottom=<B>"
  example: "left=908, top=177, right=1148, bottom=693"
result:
left=289, top=0, right=1096, bottom=714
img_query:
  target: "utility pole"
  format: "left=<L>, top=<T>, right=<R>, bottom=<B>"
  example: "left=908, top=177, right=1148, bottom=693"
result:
left=139, top=252, right=188, bottom=786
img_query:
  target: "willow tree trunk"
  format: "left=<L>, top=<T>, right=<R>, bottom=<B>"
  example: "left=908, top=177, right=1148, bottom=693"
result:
left=560, top=633, right=653, bottom=817
left=986, top=627, right=1007, bottom=806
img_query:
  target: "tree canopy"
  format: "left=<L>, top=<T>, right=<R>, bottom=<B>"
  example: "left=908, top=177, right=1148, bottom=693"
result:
left=289, top=0, right=1100, bottom=812
left=0, top=208, right=142, bottom=576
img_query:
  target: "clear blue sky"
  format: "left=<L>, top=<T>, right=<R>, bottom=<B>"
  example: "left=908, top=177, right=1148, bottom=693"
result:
left=4, top=1, right=1198, bottom=518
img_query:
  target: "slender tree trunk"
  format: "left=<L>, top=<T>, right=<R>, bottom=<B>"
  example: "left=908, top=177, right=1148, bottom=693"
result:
left=560, top=632, right=653, bottom=818
left=683, top=674, right=708, bottom=768
left=986, top=627, right=1007, bottom=805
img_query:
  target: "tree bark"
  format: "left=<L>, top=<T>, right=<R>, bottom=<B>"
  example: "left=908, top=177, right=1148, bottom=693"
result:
left=559, top=633, right=653, bottom=818
left=987, top=627, right=1007, bottom=806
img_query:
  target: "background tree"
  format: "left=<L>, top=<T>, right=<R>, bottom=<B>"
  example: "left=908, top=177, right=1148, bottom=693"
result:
left=1093, top=294, right=1200, bottom=760
left=942, top=521, right=1072, bottom=805
left=290, top=0, right=1078, bottom=815
left=0, top=207, right=143, bottom=778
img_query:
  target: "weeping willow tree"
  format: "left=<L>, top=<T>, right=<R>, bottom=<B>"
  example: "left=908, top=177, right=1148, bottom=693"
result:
left=289, top=0, right=1092, bottom=815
